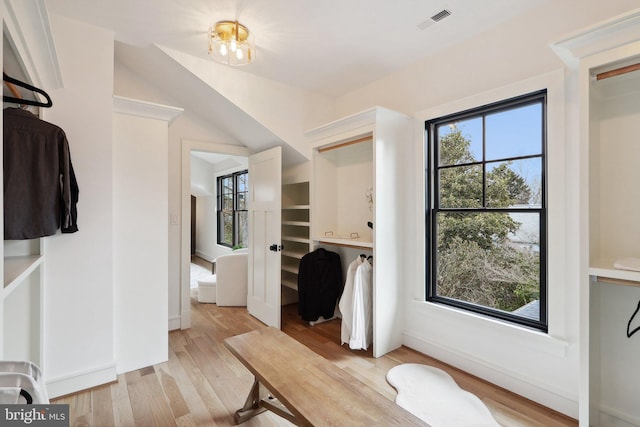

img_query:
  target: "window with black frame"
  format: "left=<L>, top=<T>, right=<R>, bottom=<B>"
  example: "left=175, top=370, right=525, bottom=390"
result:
left=217, top=170, right=248, bottom=248
left=425, top=90, right=547, bottom=331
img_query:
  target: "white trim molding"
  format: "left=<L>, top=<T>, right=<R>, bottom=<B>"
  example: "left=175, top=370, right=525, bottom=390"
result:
left=46, top=362, right=117, bottom=399
left=2, top=0, right=63, bottom=90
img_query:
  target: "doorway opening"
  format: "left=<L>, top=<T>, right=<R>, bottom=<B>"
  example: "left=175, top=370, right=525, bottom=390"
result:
left=179, top=139, right=250, bottom=329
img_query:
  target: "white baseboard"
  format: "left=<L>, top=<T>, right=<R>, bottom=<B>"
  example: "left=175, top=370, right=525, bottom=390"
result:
left=598, top=404, right=640, bottom=427
left=195, top=250, right=214, bottom=262
left=402, top=331, right=578, bottom=419
left=181, top=308, right=191, bottom=329
left=46, top=362, right=117, bottom=399
left=168, top=315, right=181, bottom=331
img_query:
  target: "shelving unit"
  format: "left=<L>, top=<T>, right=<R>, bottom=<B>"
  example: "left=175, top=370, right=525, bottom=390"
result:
left=305, top=106, right=412, bottom=357
left=553, top=10, right=640, bottom=426
left=281, top=181, right=311, bottom=303
left=587, top=62, right=640, bottom=427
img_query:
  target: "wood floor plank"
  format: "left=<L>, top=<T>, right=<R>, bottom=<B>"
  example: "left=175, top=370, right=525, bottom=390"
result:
left=141, top=372, right=176, bottom=427
left=92, top=384, right=115, bottom=427
left=110, top=374, right=136, bottom=427
left=174, top=348, right=233, bottom=424
left=163, top=349, right=218, bottom=427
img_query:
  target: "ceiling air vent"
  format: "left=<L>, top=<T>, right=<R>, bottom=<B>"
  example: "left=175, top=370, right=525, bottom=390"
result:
left=430, top=9, right=451, bottom=22
left=417, top=9, right=452, bottom=30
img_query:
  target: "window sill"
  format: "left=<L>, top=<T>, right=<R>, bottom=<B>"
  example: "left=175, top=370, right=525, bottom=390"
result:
left=412, top=300, right=570, bottom=358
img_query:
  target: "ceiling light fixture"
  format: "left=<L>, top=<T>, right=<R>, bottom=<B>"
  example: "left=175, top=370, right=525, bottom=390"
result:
left=208, top=20, right=255, bottom=66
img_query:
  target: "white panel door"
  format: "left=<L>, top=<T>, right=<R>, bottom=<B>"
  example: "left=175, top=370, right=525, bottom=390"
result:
left=247, top=146, right=282, bottom=328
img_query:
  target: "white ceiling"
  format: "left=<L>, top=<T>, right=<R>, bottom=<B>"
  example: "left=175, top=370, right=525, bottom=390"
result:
left=45, top=0, right=545, bottom=97
left=44, top=0, right=547, bottom=164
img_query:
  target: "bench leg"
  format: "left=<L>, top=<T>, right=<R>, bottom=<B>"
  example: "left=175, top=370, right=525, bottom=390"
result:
left=234, top=377, right=298, bottom=425
left=234, top=378, right=268, bottom=424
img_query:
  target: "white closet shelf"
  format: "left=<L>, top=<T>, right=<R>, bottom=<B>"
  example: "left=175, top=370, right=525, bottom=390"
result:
left=282, top=205, right=310, bottom=210
left=281, top=264, right=299, bottom=275
left=281, top=277, right=298, bottom=290
left=281, top=250, right=306, bottom=260
left=282, top=236, right=310, bottom=244
left=2, top=255, right=43, bottom=297
left=282, top=221, right=310, bottom=227
left=590, top=260, right=640, bottom=287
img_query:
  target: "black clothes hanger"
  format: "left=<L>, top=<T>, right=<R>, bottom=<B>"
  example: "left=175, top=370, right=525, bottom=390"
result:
left=3, top=72, right=53, bottom=108
left=19, top=389, right=33, bottom=404
left=626, top=300, right=640, bottom=338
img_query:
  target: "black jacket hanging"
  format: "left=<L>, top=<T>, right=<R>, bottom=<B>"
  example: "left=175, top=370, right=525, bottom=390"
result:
left=297, top=248, right=343, bottom=321
left=3, top=107, right=79, bottom=239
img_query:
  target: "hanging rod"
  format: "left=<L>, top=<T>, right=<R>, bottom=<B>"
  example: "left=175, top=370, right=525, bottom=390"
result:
left=594, top=275, right=640, bottom=288
left=595, top=62, right=640, bottom=81
left=4, top=80, right=22, bottom=99
left=317, top=136, right=372, bottom=153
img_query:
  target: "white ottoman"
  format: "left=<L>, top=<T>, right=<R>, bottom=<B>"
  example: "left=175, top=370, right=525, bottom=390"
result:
left=197, top=275, right=217, bottom=303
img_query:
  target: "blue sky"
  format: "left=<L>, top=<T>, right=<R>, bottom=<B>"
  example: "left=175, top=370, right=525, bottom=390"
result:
left=437, top=102, right=543, bottom=197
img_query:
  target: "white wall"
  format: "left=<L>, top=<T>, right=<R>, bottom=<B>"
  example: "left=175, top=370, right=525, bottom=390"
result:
left=41, top=15, right=116, bottom=397
left=191, top=156, right=216, bottom=260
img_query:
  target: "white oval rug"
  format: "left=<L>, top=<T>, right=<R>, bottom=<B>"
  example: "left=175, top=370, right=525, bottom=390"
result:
left=386, top=363, right=500, bottom=427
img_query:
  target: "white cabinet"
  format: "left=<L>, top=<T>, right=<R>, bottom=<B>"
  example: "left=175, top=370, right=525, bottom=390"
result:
left=553, top=9, right=640, bottom=426
left=305, top=107, right=412, bottom=357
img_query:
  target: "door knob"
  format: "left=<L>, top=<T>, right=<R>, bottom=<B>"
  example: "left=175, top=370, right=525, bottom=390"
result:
left=269, top=244, right=283, bottom=252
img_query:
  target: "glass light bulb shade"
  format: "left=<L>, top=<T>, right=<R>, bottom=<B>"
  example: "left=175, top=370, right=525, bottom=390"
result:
left=208, top=21, right=255, bottom=66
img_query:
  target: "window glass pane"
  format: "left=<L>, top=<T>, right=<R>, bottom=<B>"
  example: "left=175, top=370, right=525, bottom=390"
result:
left=237, top=191, right=247, bottom=210
left=435, top=211, right=540, bottom=320
left=238, top=211, right=248, bottom=248
left=437, top=117, right=482, bottom=166
left=223, top=194, right=233, bottom=210
left=485, top=103, right=542, bottom=161
left=486, top=158, right=541, bottom=208
left=439, top=165, right=482, bottom=208
left=237, top=173, right=248, bottom=192
left=221, top=211, right=233, bottom=245
left=222, top=176, right=233, bottom=194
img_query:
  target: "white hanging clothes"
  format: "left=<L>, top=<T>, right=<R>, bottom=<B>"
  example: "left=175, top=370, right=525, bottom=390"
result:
left=338, top=256, right=364, bottom=346
left=349, top=258, right=373, bottom=350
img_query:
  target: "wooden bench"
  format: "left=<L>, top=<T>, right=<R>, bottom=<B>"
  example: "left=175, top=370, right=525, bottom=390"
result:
left=224, top=327, right=429, bottom=426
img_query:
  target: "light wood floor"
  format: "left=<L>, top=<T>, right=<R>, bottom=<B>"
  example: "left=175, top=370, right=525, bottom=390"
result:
left=52, top=292, right=578, bottom=426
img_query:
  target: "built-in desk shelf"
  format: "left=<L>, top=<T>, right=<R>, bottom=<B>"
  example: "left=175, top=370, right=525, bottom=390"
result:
left=314, top=237, right=373, bottom=250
